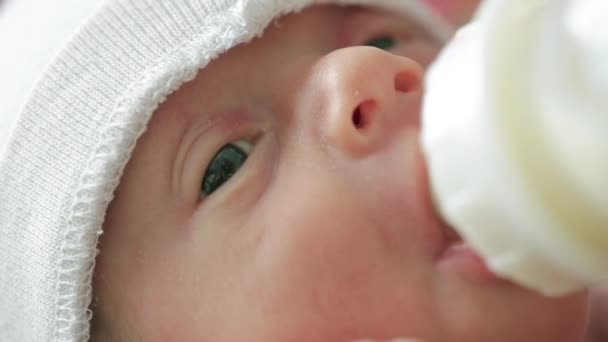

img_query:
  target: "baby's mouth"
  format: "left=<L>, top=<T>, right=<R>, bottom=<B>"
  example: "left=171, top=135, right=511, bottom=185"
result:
left=415, top=137, right=501, bottom=282
left=436, top=221, right=504, bottom=282
left=441, top=221, right=462, bottom=245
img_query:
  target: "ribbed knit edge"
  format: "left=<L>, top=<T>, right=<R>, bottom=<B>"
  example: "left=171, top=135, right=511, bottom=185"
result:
left=0, top=1, right=450, bottom=341
left=53, top=7, right=259, bottom=341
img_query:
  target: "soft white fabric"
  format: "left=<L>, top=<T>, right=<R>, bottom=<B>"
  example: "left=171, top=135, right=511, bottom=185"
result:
left=0, top=0, right=105, bottom=157
left=0, top=1, right=450, bottom=341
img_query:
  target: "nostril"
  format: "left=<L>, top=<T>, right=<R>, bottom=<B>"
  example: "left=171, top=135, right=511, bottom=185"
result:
left=394, top=70, right=421, bottom=93
left=352, top=100, right=376, bottom=130
left=352, top=107, right=363, bottom=128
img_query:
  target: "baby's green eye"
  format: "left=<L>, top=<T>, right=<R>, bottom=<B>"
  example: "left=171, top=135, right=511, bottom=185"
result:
left=201, top=140, right=252, bottom=196
left=365, top=36, right=397, bottom=50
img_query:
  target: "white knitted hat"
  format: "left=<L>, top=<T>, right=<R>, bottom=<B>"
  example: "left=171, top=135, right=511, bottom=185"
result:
left=0, top=1, right=450, bottom=341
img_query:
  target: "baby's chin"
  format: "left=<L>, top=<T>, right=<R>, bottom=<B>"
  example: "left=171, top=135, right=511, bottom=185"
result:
left=430, top=267, right=589, bottom=342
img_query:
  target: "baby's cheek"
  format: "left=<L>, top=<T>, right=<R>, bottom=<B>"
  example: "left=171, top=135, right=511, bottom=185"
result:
left=250, top=209, right=436, bottom=340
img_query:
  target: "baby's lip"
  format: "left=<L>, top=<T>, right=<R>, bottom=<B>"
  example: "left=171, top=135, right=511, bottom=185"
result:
left=441, top=222, right=462, bottom=245
left=437, top=222, right=507, bottom=282
left=415, top=140, right=458, bottom=259
left=415, top=141, right=502, bottom=281
left=415, top=126, right=507, bottom=284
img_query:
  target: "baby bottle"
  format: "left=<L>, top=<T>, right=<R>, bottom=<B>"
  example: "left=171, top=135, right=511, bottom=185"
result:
left=422, top=0, right=608, bottom=296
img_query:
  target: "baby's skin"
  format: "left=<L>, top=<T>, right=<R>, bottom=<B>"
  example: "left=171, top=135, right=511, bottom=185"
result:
left=90, top=5, right=588, bottom=342
left=425, top=0, right=481, bottom=27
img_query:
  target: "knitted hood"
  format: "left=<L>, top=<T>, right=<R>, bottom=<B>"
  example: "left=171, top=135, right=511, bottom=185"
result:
left=0, top=1, right=449, bottom=341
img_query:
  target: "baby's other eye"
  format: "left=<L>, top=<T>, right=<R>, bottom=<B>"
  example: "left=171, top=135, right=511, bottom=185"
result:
left=201, top=140, right=252, bottom=196
left=364, top=35, right=397, bottom=50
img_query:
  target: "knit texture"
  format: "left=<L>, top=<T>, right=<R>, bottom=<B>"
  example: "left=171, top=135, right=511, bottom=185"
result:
left=0, top=1, right=450, bottom=341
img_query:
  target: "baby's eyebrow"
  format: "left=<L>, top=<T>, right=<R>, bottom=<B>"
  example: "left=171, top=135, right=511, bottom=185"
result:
left=339, top=5, right=435, bottom=45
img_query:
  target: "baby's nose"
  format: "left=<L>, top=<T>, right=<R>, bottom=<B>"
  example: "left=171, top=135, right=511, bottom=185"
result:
left=300, top=46, right=423, bottom=157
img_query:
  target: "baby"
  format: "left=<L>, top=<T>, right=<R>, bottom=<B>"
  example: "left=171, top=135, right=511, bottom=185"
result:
left=0, top=0, right=595, bottom=341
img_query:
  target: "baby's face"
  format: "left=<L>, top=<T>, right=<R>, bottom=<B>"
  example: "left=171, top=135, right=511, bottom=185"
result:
left=92, top=5, right=588, bottom=341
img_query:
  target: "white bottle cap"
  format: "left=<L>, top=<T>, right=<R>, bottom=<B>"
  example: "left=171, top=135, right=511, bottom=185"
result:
left=422, top=0, right=608, bottom=296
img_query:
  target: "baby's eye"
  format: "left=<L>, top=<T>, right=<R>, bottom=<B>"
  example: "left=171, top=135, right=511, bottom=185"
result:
left=364, top=35, right=397, bottom=50
left=201, top=140, right=252, bottom=196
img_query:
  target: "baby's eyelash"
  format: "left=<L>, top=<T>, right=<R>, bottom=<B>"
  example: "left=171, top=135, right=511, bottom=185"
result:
left=364, top=35, right=398, bottom=50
